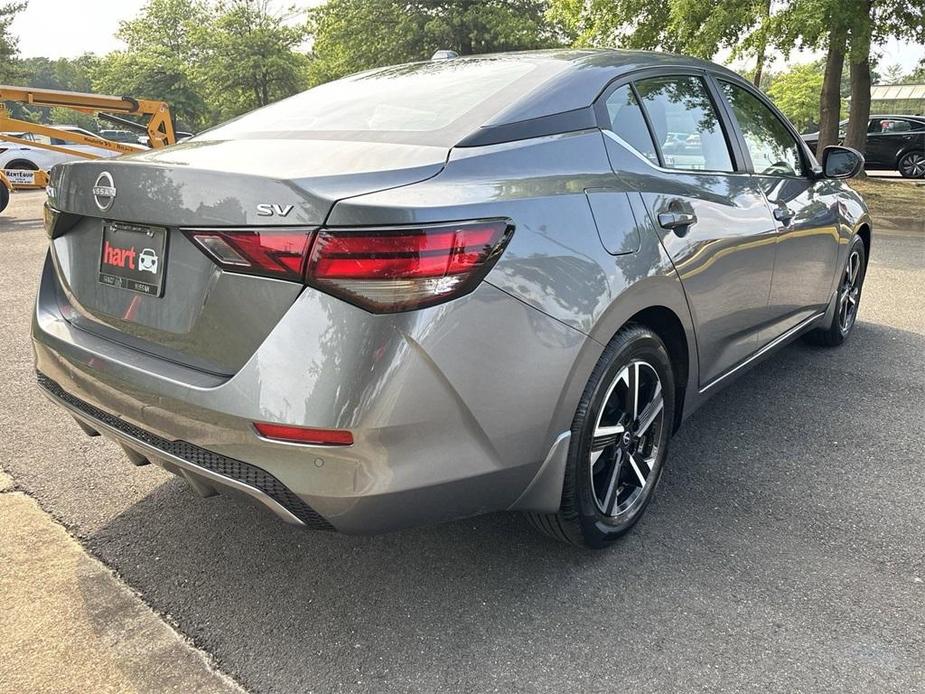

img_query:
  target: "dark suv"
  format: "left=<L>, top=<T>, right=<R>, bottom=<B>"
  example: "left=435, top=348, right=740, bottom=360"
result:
left=803, top=115, right=925, bottom=178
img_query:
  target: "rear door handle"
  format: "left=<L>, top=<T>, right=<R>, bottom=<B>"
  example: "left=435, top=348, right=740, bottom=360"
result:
left=773, top=206, right=795, bottom=224
left=657, top=211, right=698, bottom=234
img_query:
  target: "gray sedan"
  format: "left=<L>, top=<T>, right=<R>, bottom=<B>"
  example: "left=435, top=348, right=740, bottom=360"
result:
left=34, top=50, right=870, bottom=548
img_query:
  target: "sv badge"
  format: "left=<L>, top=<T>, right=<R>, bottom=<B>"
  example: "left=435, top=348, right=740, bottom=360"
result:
left=256, top=203, right=294, bottom=217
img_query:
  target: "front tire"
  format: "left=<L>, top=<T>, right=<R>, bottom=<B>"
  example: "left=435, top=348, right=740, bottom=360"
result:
left=528, top=325, right=675, bottom=548
left=805, top=235, right=867, bottom=347
left=898, top=151, right=925, bottom=178
left=0, top=183, right=8, bottom=214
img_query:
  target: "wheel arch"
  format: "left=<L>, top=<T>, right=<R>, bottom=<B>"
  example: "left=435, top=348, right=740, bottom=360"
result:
left=3, top=158, right=39, bottom=171
left=857, top=222, right=871, bottom=261
left=624, top=305, right=690, bottom=433
left=510, top=299, right=695, bottom=514
left=512, top=298, right=696, bottom=515
left=895, top=146, right=922, bottom=167
left=587, top=272, right=699, bottom=433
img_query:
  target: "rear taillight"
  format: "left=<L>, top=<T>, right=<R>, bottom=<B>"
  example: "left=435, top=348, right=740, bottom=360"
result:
left=306, top=220, right=513, bottom=312
left=185, top=219, right=513, bottom=312
left=184, top=228, right=312, bottom=282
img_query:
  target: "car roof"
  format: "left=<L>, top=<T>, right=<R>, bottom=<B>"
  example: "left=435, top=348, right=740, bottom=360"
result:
left=432, top=49, right=746, bottom=126
left=350, top=48, right=745, bottom=129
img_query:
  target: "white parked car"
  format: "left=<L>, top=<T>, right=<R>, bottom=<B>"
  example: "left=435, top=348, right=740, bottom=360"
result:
left=0, top=126, right=145, bottom=171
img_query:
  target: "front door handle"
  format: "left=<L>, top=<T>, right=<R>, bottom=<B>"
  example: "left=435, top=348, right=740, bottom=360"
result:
left=773, top=206, right=795, bottom=225
left=658, top=210, right=698, bottom=234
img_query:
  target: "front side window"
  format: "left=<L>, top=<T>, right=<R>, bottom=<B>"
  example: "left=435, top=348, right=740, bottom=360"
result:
left=604, top=84, right=659, bottom=165
left=720, top=80, right=804, bottom=177
left=633, top=76, right=734, bottom=172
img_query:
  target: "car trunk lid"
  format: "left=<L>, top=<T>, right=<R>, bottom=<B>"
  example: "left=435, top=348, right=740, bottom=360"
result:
left=47, top=138, right=447, bottom=375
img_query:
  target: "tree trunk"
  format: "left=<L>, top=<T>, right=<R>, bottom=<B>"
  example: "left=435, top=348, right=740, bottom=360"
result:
left=752, top=0, right=772, bottom=88
left=843, top=0, right=873, bottom=176
left=818, top=22, right=847, bottom=152
left=752, top=42, right=766, bottom=88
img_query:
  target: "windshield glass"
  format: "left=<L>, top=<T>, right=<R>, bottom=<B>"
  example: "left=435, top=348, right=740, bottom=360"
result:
left=198, top=58, right=551, bottom=146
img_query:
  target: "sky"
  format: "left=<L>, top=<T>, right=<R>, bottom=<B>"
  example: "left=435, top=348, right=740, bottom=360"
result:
left=11, top=0, right=322, bottom=59
left=11, top=0, right=925, bottom=75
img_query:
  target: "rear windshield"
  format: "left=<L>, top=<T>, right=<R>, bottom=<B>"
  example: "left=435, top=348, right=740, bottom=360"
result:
left=197, top=58, right=551, bottom=146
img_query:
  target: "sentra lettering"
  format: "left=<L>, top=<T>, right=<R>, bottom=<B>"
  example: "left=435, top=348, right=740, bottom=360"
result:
left=102, top=240, right=137, bottom=270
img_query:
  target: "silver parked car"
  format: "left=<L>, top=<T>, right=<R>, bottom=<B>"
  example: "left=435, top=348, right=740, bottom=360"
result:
left=34, top=50, right=871, bottom=548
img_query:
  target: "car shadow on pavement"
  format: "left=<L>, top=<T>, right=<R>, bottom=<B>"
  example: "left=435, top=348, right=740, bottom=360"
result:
left=83, top=320, right=925, bottom=691
left=0, top=217, right=44, bottom=232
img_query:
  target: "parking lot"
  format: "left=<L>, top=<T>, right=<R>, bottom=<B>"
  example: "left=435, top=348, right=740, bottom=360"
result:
left=1, top=190, right=923, bottom=692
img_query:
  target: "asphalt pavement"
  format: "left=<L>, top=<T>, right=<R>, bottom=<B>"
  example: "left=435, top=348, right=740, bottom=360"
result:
left=1, top=190, right=923, bottom=693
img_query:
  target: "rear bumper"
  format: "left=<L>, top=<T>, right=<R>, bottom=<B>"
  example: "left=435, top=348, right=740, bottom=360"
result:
left=32, top=251, right=592, bottom=533
left=37, top=372, right=331, bottom=528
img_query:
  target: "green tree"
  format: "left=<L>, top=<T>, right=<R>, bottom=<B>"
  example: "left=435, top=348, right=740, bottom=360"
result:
left=18, top=55, right=97, bottom=92
left=770, top=0, right=925, bottom=158
left=91, top=0, right=212, bottom=130
left=0, top=1, right=26, bottom=82
left=901, top=58, right=925, bottom=83
left=308, top=0, right=561, bottom=84
left=548, top=0, right=671, bottom=50
left=765, top=0, right=854, bottom=151
left=767, top=61, right=844, bottom=132
left=196, top=0, right=308, bottom=120
left=7, top=55, right=99, bottom=125
left=547, top=0, right=772, bottom=84
left=881, top=63, right=905, bottom=84
left=306, top=1, right=423, bottom=84
left=47, top=106, right=100, bottom=132
left=843, top=1, right=925, bottom=158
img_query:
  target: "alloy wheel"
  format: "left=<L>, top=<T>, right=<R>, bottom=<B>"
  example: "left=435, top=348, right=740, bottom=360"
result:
left=590, top=360, right=665, bottom=518
left=900, top=152, right=925, bottom=178
left=838, top=249, right=862, bottom=333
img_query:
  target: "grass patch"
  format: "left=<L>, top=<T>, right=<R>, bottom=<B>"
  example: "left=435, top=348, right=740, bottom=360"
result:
left=847, top=177, right=923, bottom=222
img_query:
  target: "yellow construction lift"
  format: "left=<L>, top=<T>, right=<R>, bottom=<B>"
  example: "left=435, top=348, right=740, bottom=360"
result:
left=0, top=85, right=177, bottom=195
left=0, top=170, right=11, bottom=213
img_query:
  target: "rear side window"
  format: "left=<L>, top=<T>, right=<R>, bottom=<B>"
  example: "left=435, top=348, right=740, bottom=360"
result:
left=719, top=81, right=804, bottom=177
left=634, top=76, right=734, bottom=172
left=605, top=85, right=659, bottom=165
left=881, top=119, right=914, bottom=133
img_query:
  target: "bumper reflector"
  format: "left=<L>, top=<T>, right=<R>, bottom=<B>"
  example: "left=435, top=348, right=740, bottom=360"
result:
left=254, top=422, right=354, bottom=446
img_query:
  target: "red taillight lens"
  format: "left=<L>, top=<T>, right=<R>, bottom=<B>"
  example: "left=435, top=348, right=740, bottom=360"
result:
left=184, top=219, right=514, bottom=312
left=305, top=220, right=513, bottom=312
left=254, top=422, right=353, bottom=446
left=184, top=228, right=312, bottom=281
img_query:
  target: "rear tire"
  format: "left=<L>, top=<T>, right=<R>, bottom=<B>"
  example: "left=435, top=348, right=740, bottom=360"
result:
left=804, top=235, right=867, bottom=347
left=898, top=151, right=925, bottom=179
left=528, top=325, right=675, bottom=549
left=0, top=184, right=8, bottom=214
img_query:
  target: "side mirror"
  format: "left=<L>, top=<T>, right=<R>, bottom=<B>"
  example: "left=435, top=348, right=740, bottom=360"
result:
left=821, top=145, right=864, bottom=179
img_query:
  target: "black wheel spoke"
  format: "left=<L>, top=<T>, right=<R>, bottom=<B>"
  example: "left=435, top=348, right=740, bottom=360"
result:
left=627, top=454, right=647, bottom=487
left=625, top=362, right=640, bottom=421
left=600, top=448, right=623, bottom=514
left=636, top=381, right=663, bottom=437
left=590, top=359, right=665, bottom=518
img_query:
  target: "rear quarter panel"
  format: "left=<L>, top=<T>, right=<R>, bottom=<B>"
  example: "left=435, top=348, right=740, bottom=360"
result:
left=327, top=130, right=699, bottom=448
